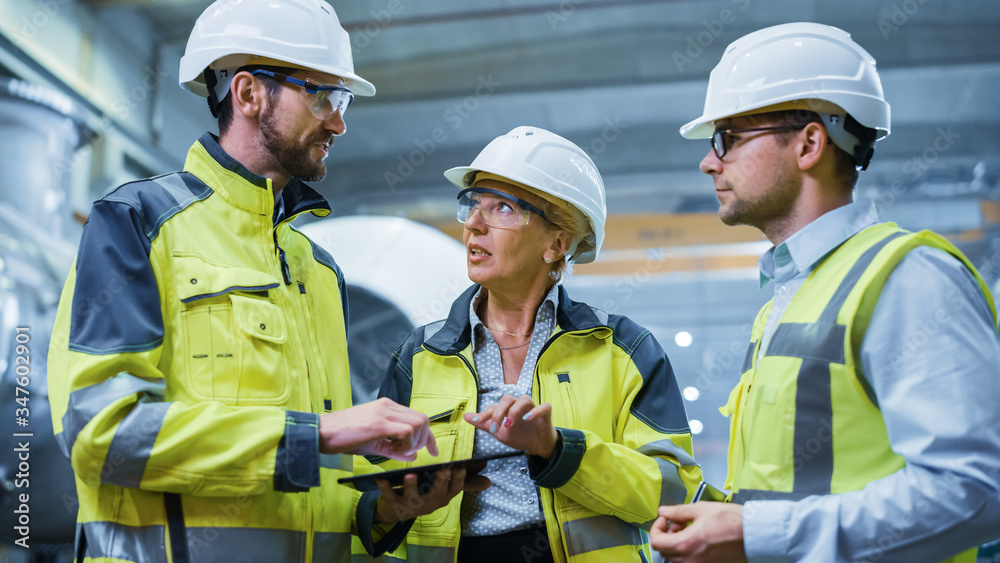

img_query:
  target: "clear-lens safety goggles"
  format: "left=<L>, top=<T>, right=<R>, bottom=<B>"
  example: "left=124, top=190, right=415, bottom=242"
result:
left=710, top=125, right=805, bottom=159
left=251, top=69, right=354, bottom=121
left=456, top=187, right=549, bottom=229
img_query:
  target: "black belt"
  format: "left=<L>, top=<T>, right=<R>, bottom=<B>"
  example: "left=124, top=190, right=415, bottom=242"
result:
left=458, top=526, right=555, bottom=563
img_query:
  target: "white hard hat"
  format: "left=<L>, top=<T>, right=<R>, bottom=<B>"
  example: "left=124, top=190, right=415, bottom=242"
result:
left=680, top=22, right=890, bottom=168
left=444, top=126, right=607, bottom=264
left=179, top=0, right=374, bottom=111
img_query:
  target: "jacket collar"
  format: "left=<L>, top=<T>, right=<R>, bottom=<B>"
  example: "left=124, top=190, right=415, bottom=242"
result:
left=424, top=284, right=608, bottom=355
left=184, top=132, right=331, bottom=224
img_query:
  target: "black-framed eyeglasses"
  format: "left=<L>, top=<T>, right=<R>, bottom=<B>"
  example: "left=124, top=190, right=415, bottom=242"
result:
left=710, top=125, right=806, bottom=159
left=250, top=69, right=354, bottom=121
left=456, top=187, right=549, bottom=229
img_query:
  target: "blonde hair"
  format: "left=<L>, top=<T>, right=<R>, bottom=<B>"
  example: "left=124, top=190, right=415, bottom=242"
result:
left=535, top=197, right=593, bottom=283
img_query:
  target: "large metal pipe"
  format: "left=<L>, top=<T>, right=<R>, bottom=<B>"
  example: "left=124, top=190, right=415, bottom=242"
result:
left=0, top=77, right=91, bottom=550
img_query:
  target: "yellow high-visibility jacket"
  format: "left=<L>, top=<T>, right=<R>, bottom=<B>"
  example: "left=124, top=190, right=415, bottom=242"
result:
left=48, top=133, right=400, bottom=562
left=723, top=223, right=995, bottom=563
left=371, top=284, right=703, bottom=562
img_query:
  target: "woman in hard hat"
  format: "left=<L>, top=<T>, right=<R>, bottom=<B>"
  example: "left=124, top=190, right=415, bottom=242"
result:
left=370, top=127, right=704, bottom=562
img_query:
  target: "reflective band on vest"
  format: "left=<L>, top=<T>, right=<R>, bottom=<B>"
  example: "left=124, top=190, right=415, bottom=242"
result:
left=563, top=515, right=645, bottom=556
left=80, top=521, right=357, bottom=562
left=405, top=544, right=455, bottom=562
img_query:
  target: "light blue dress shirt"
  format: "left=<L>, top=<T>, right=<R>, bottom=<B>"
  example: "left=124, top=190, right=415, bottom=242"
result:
left=743, top=199, right=1000, bottom=562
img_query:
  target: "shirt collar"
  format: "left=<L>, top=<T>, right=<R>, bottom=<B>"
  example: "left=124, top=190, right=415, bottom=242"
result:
left=469, top=284, right=561, bottom=345
left=758, top=198, right=880, bottom=288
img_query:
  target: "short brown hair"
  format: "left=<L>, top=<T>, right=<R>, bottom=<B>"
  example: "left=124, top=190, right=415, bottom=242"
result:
left=744, top=110, right=860, bottom=191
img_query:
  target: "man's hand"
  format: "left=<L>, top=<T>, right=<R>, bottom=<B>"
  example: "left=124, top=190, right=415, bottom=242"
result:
left=463, top=394, right=558, bottom=458
left=373, top=468, right=491, bottom=524
left=650, top=502, right=746, bottom=563
left=319, top=398, right=438, bottom=461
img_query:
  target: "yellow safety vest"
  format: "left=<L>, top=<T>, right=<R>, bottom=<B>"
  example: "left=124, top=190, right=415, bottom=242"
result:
left=722, top=223, right=995, bottom=563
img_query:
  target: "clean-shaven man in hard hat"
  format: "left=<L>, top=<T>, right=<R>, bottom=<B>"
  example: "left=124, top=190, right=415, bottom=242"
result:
left=371, top=126, right=702, bottom=562
left=48, top=1, right=483, bottom=562
left=650, top=22, right=1000, bottom=563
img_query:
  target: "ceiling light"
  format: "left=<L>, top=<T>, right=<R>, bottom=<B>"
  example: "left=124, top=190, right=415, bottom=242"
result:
left=690, top=419, right=703, bottom=435
left=683, top=386, right=700, bottom=402
left=674, top=331, right=692, bottom=347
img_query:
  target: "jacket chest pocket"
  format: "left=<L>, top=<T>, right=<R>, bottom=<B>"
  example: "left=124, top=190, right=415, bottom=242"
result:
left=411, top=396, right=469, bottom=464
left=409, top=395, right=469, bottom=529
left=175, top=254, right=288, bottom=405
left=541, top=372, right=581, bottom=431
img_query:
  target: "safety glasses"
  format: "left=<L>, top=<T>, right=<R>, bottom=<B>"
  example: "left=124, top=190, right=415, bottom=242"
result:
left=456, top=187, right=548, bottom=229
left=710, top=125, right=806, bottom=159
left=251, top=69, right=354, bottom=121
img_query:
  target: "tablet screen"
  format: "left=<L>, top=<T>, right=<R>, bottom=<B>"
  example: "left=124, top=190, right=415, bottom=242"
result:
left=337, top=450, right=524, bottom=492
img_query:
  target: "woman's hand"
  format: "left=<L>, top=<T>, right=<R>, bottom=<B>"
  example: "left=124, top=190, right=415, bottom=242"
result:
left=464, top=394, right=559, bottom=458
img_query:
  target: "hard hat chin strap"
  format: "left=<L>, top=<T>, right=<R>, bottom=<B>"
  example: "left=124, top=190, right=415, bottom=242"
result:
left=204, top=69, right=223, bottom=118
left=565, top=231, right=596, bottom=264
left=207, top=62, right=303, bottom=119
left=205, top=67, right=243, bottom=119
left=819, top=112, right=878, bottom=171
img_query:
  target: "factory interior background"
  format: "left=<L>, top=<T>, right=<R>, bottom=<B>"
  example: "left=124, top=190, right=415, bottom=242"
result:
left=1, top=0, right=999, bottom=557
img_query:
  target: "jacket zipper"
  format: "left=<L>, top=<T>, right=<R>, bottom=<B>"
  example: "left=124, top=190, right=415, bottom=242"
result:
left=271, top=223, right=316, bottom=553
left=534, top=366, right=567, bottom=561
left=272, top=230, right=292, bottom=286
left=297, top=282, right=331, bottom=411
left=542, top=482, right=567, bottom=561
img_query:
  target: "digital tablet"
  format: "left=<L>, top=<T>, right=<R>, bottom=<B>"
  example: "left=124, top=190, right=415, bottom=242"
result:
left=337, top=450, right=524, bottom=492
left=691, top=481, right=727, bottom=503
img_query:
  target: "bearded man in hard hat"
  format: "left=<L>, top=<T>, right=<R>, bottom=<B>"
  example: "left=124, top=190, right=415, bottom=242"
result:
left=650, top=22, right=1000, bottom=563
left=47, top=2, right=481, bottom=561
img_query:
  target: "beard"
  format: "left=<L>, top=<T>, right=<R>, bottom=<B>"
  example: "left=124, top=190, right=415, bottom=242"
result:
left=717, top=166, right=800, bottom=234
left=259, top=103, right=331, bottom=182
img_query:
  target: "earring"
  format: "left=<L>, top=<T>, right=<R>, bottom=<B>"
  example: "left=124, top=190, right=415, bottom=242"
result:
left=544, top=256, right=552, bottom=264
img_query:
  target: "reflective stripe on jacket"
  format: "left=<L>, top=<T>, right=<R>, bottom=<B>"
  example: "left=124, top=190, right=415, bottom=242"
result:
left=370, top=284, right=703, bottom=563
left=722, top=223, right=994, bottom=563
left=48, top=133, right=367, bottom=562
